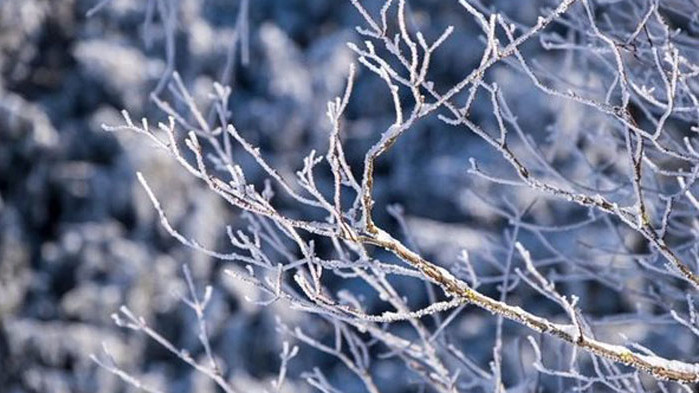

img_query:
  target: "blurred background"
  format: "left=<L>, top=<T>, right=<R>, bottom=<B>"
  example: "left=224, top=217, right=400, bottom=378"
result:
left=0, top=1, right=486, bottom=391
left=2, top=0, right=699, bottom=392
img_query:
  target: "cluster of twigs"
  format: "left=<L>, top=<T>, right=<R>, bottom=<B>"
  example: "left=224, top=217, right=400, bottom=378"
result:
left=93, top=0, right=699, bottom=391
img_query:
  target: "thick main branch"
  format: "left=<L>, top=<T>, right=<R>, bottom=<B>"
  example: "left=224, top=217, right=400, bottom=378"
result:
left=359, top=228, right=699, bottom=383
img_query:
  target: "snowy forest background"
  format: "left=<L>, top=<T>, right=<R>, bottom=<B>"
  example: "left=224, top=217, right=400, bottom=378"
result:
left=2, top=0, right=699, bottom=392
